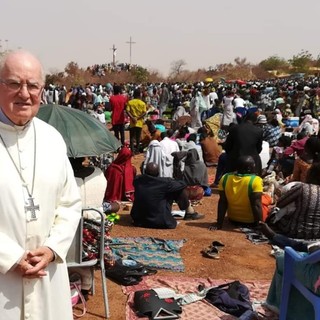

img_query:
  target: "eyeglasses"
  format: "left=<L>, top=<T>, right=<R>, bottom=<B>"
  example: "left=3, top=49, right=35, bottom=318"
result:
left=0, top=79, right=43, bottom=95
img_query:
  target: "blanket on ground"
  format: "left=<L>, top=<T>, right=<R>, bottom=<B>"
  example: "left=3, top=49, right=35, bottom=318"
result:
left=123, top=275, right=278, bottom=320
left=110, top=237, right=186, bottom=272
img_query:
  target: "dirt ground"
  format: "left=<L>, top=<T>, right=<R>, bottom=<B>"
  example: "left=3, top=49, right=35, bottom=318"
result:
left=80, top=153, right=276, bottom=320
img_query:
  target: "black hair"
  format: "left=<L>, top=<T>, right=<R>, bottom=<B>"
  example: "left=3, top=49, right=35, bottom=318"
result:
left=113, top=85, right=122, bottom=95
left=306, top=162, right=320, bottom=185
left=133, top=88, right=141, bottom=99
left=187, top=133, right=197, bottom=142
left=304, top=136, right=320, bottom=162
left=236, top=155, right=256, bottom=174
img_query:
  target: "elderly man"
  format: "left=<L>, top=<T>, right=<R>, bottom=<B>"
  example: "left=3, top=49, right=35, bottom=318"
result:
left=210, top=155, right=263, bottom=230
left=131, top=162, right=203, bottom=229
left=0, top=50, right=81, bottom=319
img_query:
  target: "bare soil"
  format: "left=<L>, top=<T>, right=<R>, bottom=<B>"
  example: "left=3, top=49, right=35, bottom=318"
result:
left=81, top=153, right=276, bottom=319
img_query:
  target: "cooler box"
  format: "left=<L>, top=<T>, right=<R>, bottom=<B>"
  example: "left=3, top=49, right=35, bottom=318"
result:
left=283, top=117, right=299, bottom=128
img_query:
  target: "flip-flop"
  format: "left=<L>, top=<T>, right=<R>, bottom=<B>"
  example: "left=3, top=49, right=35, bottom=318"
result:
left=202, top=246, right=220, bottom=259
left=211, top=241, right=225, bottom=250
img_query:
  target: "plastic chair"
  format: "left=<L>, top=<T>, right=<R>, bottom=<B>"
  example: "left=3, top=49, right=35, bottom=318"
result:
left=279, top=246, right=320, bottom=320
left=67, top=208, right=110, bottom=318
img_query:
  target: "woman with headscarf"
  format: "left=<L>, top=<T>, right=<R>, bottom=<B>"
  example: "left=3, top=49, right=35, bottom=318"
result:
left=104, top=146, right=136, bottom=202
left=296, top=114, right=318, bottom=136
left=143, top=140, right=172, bottom=177
left=182, top=149, right=208, bottom=187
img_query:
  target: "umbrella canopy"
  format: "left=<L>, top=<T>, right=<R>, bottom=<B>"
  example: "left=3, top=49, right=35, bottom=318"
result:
left=204, top=77, right=214, bottom=83
left=37, top=104, right=121, bottom=157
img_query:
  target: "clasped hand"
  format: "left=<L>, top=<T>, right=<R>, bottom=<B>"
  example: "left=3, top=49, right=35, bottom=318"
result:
left=16, top=246, right=54, bottom=278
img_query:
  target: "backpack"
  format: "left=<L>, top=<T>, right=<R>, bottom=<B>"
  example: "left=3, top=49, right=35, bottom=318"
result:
left=205, top=281, right=253, bottom=317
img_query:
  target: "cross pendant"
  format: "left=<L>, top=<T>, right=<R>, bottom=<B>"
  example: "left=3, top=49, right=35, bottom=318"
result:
left=25, top=197, right=40, bottom=221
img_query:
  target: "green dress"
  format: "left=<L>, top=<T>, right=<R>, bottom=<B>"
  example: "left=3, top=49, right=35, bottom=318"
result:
left=267, top=252, right=320, bottom=319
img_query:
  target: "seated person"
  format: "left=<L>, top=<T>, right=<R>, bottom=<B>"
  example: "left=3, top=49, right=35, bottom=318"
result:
left=104, top=146, right=136, bottom=202
left=265, top=161, right=320, bottom=239
left=198, top=126, right=222, bottom=166
left=69, top=156, right=120, bottom=214
left=261, top=220, right=320, bottom=319
left=68, top=156, right=120, bottom=298
left=130, top=162, right=204, bottom=229
left=143, top=140, right=172, bottom=177
left=139, top=119, right=162, bottom=150
left=290, top=135, right=320, bottom=183
left=209, top=155, right=263, bottom=230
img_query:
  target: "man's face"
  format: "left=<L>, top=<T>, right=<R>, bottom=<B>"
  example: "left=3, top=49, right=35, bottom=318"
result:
left=0, top=54, right=43, bottom=125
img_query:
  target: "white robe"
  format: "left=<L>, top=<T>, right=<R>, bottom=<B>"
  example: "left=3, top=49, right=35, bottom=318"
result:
left=0, top=118, right=81, bottom=320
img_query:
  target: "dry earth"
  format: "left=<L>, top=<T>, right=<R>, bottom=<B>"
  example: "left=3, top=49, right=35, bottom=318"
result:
left=79, top=153, right=276, bottom=319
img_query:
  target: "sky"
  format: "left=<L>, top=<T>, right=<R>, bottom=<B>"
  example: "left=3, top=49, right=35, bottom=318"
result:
left=1, top=0, right=320, bottom=77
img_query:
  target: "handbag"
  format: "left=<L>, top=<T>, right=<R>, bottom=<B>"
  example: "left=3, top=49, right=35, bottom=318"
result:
left=69, top=273, right=87, bottom=318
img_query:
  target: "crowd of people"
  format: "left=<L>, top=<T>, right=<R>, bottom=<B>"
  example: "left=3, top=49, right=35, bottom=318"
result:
left=3, top=47, right=320, bottom=319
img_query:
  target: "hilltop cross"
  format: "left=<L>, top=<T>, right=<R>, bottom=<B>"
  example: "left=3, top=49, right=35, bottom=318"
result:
left=126, top=36, right=136, bottom=65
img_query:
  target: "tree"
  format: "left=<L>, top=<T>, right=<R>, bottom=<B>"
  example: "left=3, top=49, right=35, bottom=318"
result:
left=289, top=50, right=313, bottom=73
left=259, top=55, right=288, bottom=71
left=64, top=61, right=81, bottom=77
left=169, top=59, right=187, bottom=77
left=131, top=66, right=149, bottom=83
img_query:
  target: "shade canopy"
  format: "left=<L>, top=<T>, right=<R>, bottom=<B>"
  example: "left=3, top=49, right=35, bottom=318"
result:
left=37, top=104, right=121, bottom=157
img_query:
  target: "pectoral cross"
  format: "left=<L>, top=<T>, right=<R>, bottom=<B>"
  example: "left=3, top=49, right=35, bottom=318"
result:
left=25, top=197, right=40, bottom=221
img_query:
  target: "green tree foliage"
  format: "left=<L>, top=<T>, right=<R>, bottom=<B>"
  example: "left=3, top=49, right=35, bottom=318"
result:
left=259, top=55, right=288, bottom=71
left=289, top=50, right=313, bottom=73
left=131, top=66, right=149, bottom=83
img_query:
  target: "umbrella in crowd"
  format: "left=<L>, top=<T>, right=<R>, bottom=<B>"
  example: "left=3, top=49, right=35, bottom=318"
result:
left=37, top=104, right=121, bottom=157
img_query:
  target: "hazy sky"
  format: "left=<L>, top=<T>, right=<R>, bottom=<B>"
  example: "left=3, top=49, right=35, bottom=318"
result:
left=1, top=0, right=320, bottom=76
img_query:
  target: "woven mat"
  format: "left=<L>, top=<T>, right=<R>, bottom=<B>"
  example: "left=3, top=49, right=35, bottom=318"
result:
left=110, top=237, right=186, bottom=272
left=123, top=275, right=278, bottom=320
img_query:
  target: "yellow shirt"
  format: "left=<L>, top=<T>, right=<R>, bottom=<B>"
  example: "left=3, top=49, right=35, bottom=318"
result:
left=218, top=173, right=263, bottom=223
left=126, top=98, right=147, bottom=128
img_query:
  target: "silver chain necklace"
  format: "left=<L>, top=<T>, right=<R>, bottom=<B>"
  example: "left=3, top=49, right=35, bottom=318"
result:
left=0, top=122, right=39, bottom=221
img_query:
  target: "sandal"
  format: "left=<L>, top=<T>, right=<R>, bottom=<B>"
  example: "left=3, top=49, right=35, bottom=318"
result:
left=211, top=241, right=225, bottom=251
left=201, top=246, right=220, bottom=259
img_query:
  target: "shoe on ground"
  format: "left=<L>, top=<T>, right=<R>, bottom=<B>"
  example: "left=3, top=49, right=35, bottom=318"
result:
left=202, top=246, right=220, bottom=259
left=184, top=212, right=205, bottom=220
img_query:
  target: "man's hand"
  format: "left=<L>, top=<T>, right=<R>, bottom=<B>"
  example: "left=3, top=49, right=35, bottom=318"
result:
left=15, top=251, right=34, bottom=276
left=23, top=246, right=54, bottom=278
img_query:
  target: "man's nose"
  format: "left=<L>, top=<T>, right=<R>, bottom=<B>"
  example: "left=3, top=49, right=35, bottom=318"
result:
left=18, top=84, right=31, bottom=97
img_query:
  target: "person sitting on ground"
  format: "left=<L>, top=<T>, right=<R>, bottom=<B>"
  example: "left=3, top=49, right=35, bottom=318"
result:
left=209, top=155, right=263, bottom=230
left=139, top=119, right=162, bottom=151
left=159, top=129, right=180, bottom=178
left=131, top=162, right=204, bottom=229
left=289, top=135, right=320, bottom=183
left=279, top=131, right=309, bottom=177
left=104, top=146, right=136, bottom=202
left=143, top=139, right=172, bottom=177
left=179, top=133, right=203, bottom=162
left=198, top=126, right=221, bottom=166
left=264, top=160, right=320, bottom=240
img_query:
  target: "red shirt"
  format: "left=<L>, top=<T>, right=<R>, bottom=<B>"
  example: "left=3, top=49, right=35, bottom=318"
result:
left=110, top=94, right=127, bottom=125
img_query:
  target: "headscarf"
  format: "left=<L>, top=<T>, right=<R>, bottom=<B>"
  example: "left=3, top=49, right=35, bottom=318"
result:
left=182, top=149, right=208, bottom=187
left=173, top=106, right=189, bottom=121
left=143, top=140, right=171, bottom=177
left=104, top=146, right=136, bottom=201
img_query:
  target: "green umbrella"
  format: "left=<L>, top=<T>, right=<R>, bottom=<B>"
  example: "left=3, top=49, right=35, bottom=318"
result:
left=37, top=104, right=121, bottom=157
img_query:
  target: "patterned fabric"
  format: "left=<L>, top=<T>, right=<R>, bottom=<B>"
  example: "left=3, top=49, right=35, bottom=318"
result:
left=110, top=237, right=186, bottom=272
left=123, top=276, right=278, bottom=320
left=269, top=183, right=320, bottom=239
left=82, top=219, right=114, bottom=262
left=262, top=125, right=282, bottom=147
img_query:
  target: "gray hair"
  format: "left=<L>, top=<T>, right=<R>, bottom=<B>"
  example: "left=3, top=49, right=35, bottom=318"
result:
left=0, top=49, right=45, bottom=84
